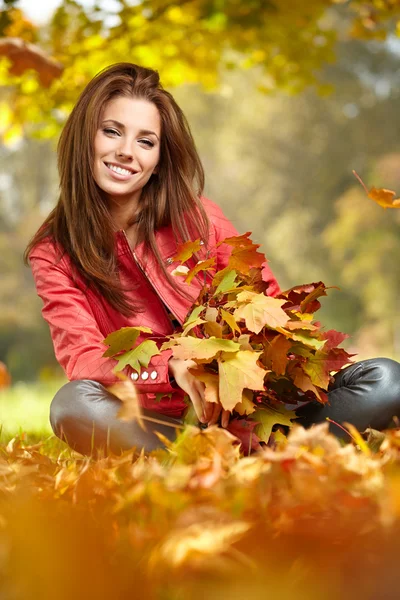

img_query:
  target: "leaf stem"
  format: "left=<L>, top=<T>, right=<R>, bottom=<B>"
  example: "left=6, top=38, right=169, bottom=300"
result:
left=352, top=170, right=369, bottom=195
left=326, top=417, right=357, bottom=442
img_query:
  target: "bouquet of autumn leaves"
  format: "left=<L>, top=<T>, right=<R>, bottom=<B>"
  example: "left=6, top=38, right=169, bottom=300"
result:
left=103, top=233, right=353, bottom=452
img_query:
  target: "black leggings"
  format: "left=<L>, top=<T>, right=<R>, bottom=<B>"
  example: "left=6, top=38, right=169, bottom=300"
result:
left=50, top=357, right=400, bottom=456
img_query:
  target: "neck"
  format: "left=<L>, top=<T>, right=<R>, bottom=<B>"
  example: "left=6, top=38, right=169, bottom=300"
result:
left=108, top=195, right=140, bottom=231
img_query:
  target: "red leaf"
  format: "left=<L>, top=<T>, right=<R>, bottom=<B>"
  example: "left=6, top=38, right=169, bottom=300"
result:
left=227, top=418, right=261, bottom=454
left=321, top=329, right=349, bottom=352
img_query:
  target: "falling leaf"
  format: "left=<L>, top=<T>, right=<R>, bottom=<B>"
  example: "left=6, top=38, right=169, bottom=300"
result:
left=353, top=170, right=400, bottom=209
left=114, top=340, right=160, bottom=372
left=162, top=336, right=241, bottom=361
left=234, top=291, right=289, bottom=333
left=103, top=326, right=153, bottom=357
left=218, top=350, right=268, bottom=410
left=252, top=405, right=297, bottom=444
left=172, top=239, right=201, bottom=262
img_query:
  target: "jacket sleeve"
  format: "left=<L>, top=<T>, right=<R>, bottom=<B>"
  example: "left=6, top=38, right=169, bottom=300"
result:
left=203, top=197, right=281, bottom=297
left=29, top=242, right=176, bottom=392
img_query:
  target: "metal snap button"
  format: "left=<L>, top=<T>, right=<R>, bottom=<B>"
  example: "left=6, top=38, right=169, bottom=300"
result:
left=150, top=370, right=158, bottom=380
left=131, top=372, right=139, bottom=381
left=141, top=371, right=149, bottom=380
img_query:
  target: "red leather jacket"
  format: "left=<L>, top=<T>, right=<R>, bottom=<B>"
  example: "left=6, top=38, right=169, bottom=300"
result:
left=30, top=198, right=280, bottom=417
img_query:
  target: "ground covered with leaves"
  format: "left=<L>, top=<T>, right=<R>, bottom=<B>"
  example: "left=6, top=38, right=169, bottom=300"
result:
left=2, top=422, right=400, bottom=600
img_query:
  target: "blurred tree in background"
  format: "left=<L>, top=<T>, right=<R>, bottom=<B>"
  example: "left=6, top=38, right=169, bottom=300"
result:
left=0, top=0, right=400, bottom=380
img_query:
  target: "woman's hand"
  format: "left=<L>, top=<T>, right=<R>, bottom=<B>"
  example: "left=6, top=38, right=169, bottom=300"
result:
left=168, top=358, right=230, bottom=427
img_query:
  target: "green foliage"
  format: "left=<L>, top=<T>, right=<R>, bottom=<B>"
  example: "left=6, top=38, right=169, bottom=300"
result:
left=1, top=0, right=400, bottom=140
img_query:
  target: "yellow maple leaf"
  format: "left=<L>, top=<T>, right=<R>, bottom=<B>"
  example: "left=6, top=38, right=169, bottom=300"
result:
left=218, top=350, right=268, bottom=411
left=234, top=291, right=289, bottom=333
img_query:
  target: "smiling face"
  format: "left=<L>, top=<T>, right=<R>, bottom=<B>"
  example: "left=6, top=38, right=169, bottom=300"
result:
left=93, top=95, right=161, bottom=215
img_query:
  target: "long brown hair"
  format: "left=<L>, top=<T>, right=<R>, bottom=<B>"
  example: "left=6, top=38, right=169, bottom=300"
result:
left=24, top=62, right=209, bottom=316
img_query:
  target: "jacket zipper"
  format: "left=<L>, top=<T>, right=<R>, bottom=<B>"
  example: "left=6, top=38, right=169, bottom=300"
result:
left=121, top=230, right=181, bottom=327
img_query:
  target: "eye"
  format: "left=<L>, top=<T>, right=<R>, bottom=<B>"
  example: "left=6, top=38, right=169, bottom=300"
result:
left=103, top=128, right=120, bottom=136
left=139, top=139, right=155, bottom=148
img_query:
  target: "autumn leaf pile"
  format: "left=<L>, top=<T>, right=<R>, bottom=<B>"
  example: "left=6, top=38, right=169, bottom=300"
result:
left=105, top=232, right=353, bottom=452
left=2, top=423, right=400, bottom=599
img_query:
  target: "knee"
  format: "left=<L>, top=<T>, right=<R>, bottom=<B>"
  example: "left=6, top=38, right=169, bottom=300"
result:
left=363, top=358, right=400, bottom=424
left=368, top=358, right=400, bottom=395
left=49, top=379, right=102, bottom=438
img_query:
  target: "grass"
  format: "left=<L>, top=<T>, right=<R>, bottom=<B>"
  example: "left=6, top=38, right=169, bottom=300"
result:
left=0, top=378, right=66, bottom=443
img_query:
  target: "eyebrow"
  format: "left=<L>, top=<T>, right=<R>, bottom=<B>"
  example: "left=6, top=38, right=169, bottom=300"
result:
left=102, top=119, right=159, bottom=140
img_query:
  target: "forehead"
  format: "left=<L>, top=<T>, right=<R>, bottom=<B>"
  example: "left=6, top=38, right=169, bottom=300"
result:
left=101, top=96, right=161, bottom=133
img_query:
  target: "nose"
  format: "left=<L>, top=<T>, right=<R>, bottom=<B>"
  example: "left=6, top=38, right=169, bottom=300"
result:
left=116, top=139, right=133, bottom=161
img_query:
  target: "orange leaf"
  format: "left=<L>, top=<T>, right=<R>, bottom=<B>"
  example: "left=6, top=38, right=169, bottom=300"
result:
left=353, top=170, right=400, bottom=209
left=292, top=367, right=327, bottom=403
left=0, top=361, right=11, bottom=389
left=220, top=232, right=266, bottom=275
left=185, top=257, right=216, bottom=284
left=368, top=187, right=400, bottom=209
left=264, top=335, right=293, bottom=376
left=172, top=239, right=201, bottom=262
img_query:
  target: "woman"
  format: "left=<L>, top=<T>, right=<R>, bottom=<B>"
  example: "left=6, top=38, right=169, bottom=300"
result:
left=26, top=63, right=400, bottom=455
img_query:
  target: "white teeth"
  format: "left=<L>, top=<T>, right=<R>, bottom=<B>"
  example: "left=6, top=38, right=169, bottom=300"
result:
left=107, top=163, right=133, bottom=176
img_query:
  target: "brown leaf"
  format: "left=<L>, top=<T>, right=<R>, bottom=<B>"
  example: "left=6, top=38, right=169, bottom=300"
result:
left=0, top=37, right=63, bottom=87
left=264, top=335, right=292, bottom=376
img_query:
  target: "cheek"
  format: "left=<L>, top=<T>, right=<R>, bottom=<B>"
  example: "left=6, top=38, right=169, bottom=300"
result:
left=94, top=134, right=112, bottom=160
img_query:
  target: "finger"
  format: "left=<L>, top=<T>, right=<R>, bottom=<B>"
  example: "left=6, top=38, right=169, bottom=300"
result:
left=203, top=399, right=214, bottom=422
left=194, top=381, right=212, bottom=421
left=190, top=390, right=206, bottom=423
left=208, top=403, right=222, bottom=426
left=221, top=410, right=230, bottom=428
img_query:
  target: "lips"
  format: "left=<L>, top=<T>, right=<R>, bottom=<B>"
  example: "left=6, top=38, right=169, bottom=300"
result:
left=104, top=162, right=138, bottom=179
